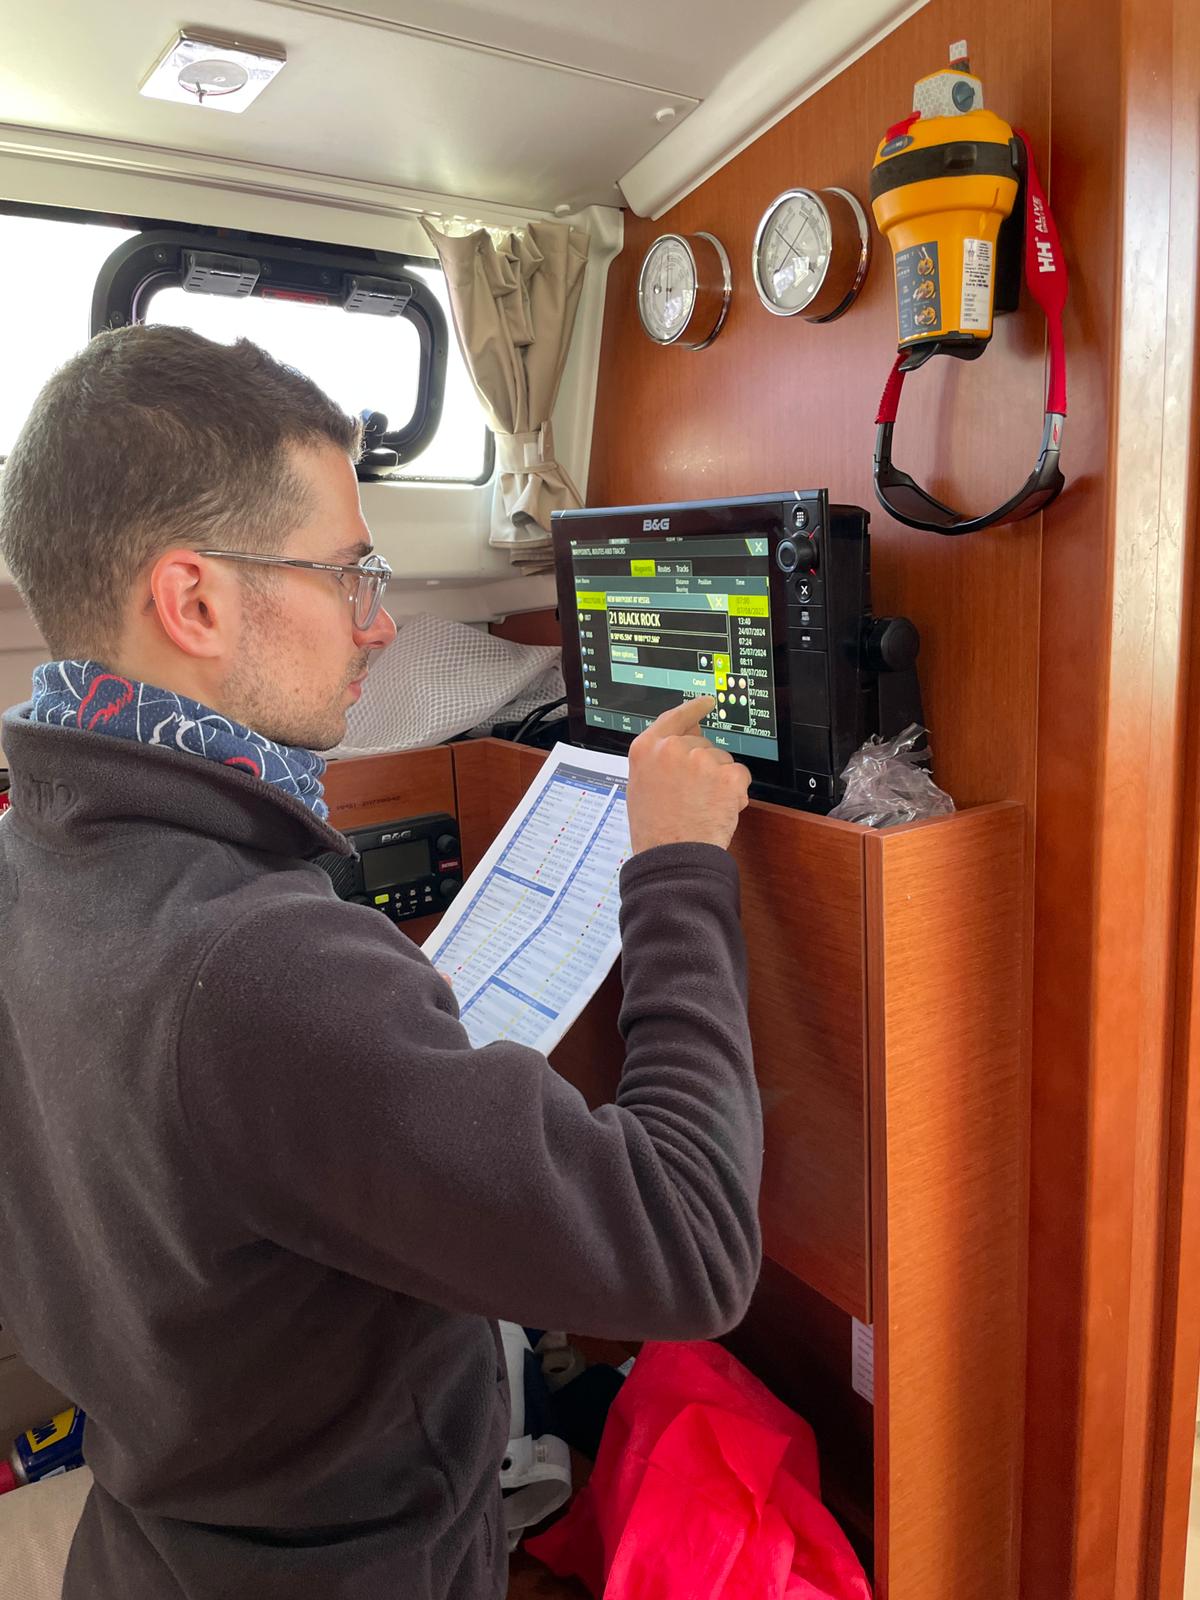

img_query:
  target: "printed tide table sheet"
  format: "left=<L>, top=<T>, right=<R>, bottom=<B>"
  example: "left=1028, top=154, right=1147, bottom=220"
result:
left=423, top=744, right=631, bottom=1052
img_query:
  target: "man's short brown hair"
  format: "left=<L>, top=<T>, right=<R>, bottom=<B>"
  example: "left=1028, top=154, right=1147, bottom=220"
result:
left=0, top=325, right=362, bottom=660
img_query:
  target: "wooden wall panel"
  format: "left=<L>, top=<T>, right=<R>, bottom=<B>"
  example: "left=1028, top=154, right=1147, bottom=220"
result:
left=323, top=747, right=456, bottom=832
left=867, top=803, right=1027, bottom=1600
left=490, top=611, right=562, bottom=648
left=735, top=803, right=869, bottom=1315
left=1129, top=0, right=1200, bottom=1591
left=1023, top=0, right=1200, bottom=1594
left=587, top=0, right=1048, bottom=814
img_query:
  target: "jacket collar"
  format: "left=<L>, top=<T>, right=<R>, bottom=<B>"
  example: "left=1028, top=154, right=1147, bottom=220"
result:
left=1, top=706, right=353, bottom=860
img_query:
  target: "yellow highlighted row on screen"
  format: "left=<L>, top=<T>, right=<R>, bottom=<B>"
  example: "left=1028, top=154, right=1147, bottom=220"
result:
left=574, top=592, right=768, bottom=617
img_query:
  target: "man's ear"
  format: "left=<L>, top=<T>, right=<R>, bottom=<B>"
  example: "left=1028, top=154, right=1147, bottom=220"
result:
left=147, top=550, right=236, bottom=661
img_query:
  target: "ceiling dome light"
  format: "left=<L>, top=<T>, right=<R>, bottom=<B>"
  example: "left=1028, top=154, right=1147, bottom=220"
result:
left=177, top=60, right=250, bottom=101
left=140, top=29, right=286, bottom=114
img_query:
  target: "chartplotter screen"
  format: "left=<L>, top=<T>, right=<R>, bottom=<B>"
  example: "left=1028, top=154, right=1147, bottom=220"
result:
left=568, top=534, right=780, bottom=761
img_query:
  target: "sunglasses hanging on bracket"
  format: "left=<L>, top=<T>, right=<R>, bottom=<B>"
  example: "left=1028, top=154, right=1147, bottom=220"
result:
left=869, top=46, right=1069, bottom=535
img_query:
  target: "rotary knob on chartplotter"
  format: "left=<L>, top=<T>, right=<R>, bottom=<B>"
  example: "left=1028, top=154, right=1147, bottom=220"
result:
left=777, top=535, right=820, bottom=574
left=436, top=833, right=459, bottom=855
left=439, top=877, right=462, bottom=899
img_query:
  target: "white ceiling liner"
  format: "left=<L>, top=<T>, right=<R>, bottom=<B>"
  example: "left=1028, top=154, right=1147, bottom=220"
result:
left=620, top=0, right=932, bottom=217
left=1, top=0, right=930, bottom=220
left=0, top=0, right=697, bottom=214
left=270, top=0, right=804, bottom=96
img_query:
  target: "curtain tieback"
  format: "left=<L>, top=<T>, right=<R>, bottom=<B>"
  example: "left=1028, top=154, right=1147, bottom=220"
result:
left=495, top=420, right=559, bottom=474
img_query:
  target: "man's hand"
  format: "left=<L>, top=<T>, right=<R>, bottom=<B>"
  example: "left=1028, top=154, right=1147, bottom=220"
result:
left=626, top=697, right=751, bottom=854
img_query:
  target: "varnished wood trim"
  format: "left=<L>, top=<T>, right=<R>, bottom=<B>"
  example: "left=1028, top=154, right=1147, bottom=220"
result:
left=322, top=747, right=456, bottom=833
left=1144, top=0, right=1200, bottom=1585
left=1027, top=0, right=1200, bottom=1592
left=868, top=803, right=1027, bottom=1600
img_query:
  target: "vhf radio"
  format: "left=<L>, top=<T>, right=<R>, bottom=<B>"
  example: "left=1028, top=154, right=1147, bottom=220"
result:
left=314, top=812, right=463, bottom=923
left=553, top=490, right=924, bottom=812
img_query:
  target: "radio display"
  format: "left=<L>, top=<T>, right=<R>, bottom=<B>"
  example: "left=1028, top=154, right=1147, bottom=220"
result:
left=568, top=534, right=779, bottom=761
left=362, top=838, right=433, bottom=892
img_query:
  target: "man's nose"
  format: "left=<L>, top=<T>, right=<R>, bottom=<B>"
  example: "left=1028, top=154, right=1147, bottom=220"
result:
left=354, top=603, right=397, bottom=652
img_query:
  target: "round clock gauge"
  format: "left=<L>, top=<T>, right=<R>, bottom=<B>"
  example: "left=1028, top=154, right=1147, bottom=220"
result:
left=752, top=187, right=871, bottom=322
left=636, top=231, right=732, bottom=349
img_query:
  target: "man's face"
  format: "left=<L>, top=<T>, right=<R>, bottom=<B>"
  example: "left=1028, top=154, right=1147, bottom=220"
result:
left=220, top=442, right=396, bottom=751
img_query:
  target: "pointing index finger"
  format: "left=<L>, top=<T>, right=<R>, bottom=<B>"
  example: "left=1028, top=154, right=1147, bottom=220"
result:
left=643, top=696, right=716, bottom=741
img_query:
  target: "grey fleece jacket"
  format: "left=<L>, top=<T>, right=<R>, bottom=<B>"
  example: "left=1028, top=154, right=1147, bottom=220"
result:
left=0, top=707, right=762, bottom=1600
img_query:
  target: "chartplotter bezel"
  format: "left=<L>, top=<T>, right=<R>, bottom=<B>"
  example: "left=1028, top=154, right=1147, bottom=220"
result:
left=552, top=491, right=876, bottom=812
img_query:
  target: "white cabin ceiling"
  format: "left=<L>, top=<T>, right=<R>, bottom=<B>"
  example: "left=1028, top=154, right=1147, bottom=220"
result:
left=1, top=0, right=928, bottom=218
left=0, top=0, right=802, bottom=215
left=293, top=0, right=806, bottom=97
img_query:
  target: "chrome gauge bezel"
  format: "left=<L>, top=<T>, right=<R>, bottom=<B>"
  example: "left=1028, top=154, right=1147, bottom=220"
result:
left=751, top=187, right=871, bottom=322
left=637, top=233, right=697, bottom=346
left=636, top=231, right=732, bottom=349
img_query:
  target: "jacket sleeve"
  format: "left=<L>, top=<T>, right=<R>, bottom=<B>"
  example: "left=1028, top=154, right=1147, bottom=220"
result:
left=176, top=842, right=763, bottom=1341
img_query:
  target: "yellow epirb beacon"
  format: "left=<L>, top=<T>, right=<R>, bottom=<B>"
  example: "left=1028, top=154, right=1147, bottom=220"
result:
left=870, top=44, right=1021, bottom=367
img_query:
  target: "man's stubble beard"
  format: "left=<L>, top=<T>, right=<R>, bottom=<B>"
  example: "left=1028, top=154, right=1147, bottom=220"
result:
left=219, top=591, right=351, bottom=752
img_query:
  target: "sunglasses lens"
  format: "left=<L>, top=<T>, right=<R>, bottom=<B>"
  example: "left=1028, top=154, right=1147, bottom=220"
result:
left=878, top=476, right=958, bottom=528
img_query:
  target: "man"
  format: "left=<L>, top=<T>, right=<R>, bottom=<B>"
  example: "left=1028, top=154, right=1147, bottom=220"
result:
left=0, top=325, right=762, bottom=1599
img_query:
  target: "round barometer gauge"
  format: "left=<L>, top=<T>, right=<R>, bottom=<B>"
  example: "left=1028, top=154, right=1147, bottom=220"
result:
left=637, top=231, right=731, bottom=349
left=752, top=187, right=871, bottom=322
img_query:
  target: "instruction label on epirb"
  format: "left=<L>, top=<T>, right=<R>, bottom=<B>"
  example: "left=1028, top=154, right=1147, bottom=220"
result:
left=960, top=237, right=994, bottom=332
left=895, top=241, right=942, bottom=340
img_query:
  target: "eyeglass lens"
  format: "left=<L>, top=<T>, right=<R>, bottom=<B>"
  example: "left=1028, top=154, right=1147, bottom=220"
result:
left=352, top=560, right=389, bottom=629
left=354, top=576, right=378, bottom=629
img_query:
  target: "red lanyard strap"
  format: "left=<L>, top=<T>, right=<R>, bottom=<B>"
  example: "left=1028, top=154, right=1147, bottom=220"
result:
left=874, top=129, right=1067, bottom=534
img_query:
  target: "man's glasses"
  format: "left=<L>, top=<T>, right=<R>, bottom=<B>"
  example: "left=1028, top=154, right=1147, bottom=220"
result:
left=194, top=550, right=393, bottom=630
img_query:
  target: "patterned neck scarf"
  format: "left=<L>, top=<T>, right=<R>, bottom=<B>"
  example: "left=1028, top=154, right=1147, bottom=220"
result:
left=28, top=660, right=329, bottom=820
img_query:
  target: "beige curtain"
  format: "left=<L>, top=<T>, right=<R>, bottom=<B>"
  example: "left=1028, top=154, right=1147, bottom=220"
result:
left=420, top=218, right=590, bottom=571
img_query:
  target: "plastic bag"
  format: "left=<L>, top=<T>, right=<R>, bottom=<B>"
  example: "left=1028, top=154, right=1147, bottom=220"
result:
left=525, top=1341, right=872, bottom=1599
left=828, top=724, right=954, bottom=828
